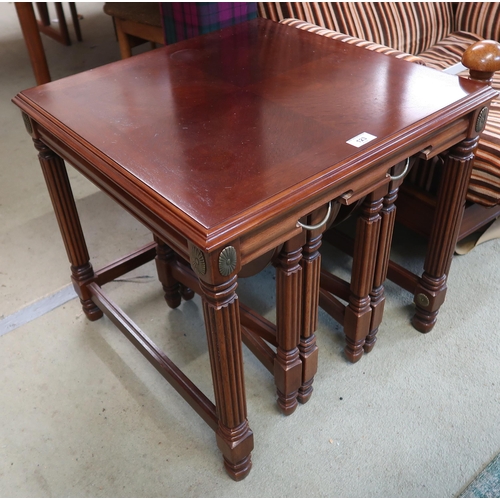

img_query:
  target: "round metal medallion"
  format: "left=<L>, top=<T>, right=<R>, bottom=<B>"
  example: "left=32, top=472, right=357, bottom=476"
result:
left=219, top=246, right=237, bottom=277
left=475, top=106, right=488, bottom=133
left=190, top=246, right=206, bottom=275
left=22, top=112, right=33, bottom=135
left=416, top=293, right=430, bottom=307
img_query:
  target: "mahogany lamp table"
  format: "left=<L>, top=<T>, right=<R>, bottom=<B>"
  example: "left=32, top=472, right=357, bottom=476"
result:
left=13, top=18, right=496, bottom=480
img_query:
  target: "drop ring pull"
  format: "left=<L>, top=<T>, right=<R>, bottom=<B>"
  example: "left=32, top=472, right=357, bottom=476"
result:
left=390, top=157, right=410, bottom=181
left=297, top=201, right=332, bottom=231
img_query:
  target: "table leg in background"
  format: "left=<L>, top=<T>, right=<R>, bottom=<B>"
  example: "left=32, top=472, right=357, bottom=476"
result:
left=274, top=239, right=304, bottom=415
left=297, top=224, right=322, bottom=403
left=344, top=190, right=383, bottom=362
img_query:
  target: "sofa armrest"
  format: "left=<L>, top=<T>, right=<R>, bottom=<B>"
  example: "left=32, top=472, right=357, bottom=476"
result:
left=455, top=3, right=500, bottom=42
left=462, top=39, right=500, bottom=83
left=280, top=19, right=426, bottom=65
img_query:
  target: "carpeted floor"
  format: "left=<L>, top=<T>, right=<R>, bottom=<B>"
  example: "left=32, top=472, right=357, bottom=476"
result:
left=460, top=453, right=500, bottom=498
left=1, top=3, right=499, bottom=497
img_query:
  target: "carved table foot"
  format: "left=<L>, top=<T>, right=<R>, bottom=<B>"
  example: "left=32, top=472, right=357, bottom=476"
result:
left=216, top=421, right=253, bottom=481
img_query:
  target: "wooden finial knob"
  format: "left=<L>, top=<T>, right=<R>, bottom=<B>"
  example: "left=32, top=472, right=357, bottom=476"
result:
left=462, top=40, right=500, bottom=82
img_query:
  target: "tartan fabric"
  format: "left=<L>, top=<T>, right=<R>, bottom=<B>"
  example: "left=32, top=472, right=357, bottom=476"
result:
left=261, top=2, right=500, bottom=207
left=161, top=2, right=257, bottom=44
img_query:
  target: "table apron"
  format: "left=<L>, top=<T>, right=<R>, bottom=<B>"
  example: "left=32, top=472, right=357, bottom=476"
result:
left=35, top=114, right=470, bottom=266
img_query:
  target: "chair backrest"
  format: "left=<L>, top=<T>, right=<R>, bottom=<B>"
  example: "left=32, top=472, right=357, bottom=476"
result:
left=258, top=2, right=454, bottom=55
left=455, top=2, right=500, bottom=42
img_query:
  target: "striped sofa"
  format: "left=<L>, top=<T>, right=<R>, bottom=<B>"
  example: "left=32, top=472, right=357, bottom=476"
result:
left=258, top=2, right=500, bottom=238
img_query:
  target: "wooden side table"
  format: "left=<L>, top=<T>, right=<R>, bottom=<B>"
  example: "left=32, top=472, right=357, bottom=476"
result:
left=13, top=19, right=497, bottom=479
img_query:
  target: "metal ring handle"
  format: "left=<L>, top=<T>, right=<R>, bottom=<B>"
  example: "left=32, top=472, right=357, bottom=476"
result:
left=390, top=158, right=410, bottom=181
left=297, top=201, right=332, bottom=231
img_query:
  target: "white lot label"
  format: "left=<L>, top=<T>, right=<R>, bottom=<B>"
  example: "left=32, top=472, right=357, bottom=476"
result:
left=346, top=132, right=377, bottom=147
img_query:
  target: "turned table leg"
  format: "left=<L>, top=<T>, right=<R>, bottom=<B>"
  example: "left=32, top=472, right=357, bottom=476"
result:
left=274, top=240, right=303, bottom=415
left=365, top=182, right=400, bottom=352
left=154, top=235, right=194, bottom=308
left=297, top=230, right=321, bottom=404
left=199, top=275, right=253, bottom=481
left=412, top=136, right=479, bottom=333
left=34, top=139, right=102, bottom=321
left=344, top=191, right=383, bottom=362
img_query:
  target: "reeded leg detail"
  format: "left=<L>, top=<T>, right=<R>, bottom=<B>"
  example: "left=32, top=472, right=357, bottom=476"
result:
left=274, top=242, right=303, bottom=415
left=365, top=185, right=398, bottom=352
left=200, top=276, right=253, bottom=481
left=34, top=139, right=102, bottom=321
left=344, top=193, right=383, bottom=362
left=297, top=232, right=321, bottom=404
left=412, top=137, right=478, bottom=333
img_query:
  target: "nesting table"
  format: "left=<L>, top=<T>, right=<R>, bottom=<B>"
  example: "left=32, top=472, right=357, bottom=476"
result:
left=13, top=18, right=496, bottom=480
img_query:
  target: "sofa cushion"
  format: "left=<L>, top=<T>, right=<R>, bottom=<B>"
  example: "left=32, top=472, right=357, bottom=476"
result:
left=467, top=72, right=500, bottom=206
left=455, top=2, right=500, bottom=42
left=280, top=19, right=425, bottom=64
left=259, top=2, right=454, bottom=54
left=417, top=31, right=484, bottom=70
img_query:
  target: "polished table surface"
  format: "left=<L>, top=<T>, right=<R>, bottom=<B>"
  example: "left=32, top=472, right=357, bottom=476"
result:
left=13, top=18, right=497, bottom=480
left=15, top=18, right=492, bottom=252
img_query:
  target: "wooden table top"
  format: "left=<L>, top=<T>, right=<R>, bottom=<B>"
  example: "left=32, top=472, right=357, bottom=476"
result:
left=14, top=18, right=494, bottom=250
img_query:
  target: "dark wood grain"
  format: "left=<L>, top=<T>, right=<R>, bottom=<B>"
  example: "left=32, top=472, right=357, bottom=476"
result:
left=14, top=19, right=495, bottom=253
left=13, top=18, right=498, bottom=479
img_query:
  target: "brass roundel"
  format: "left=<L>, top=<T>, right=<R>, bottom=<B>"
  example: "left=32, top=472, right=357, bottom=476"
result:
left=475, top=106, right=488, bottom=133
left=190, top=246, right=206, bottom=275
left=22, top=112, right=33, bottom=135
left=416, top=293, right=430, bottom=307
left=219, top=246, right=237, bottom=277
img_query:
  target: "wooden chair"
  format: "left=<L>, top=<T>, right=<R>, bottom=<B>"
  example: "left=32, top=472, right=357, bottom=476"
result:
left=103, top=2, right=164, bottom=59
left=15, top=2, right=82, bottom=85
left=35, top=2, right=82, bottom=46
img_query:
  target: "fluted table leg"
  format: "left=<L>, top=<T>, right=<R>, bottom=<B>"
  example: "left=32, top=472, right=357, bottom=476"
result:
left=344, top=192, right=383, bottom=362
left=365, top=183, right=399, bottom=352
left=297, top=231, right=321, bottom=404
left=34, top=139, right=101, bottom=321
left=412, top=137, right=479, bottom=332
left=200, top=275, right=253, bottom=481
left=274, top=240, right=303, bottom=415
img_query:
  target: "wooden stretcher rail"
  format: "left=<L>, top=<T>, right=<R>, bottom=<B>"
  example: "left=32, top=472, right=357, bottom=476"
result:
left=94, top=241, right=157, bottom=286
left=87, top=281, right=218, bottom=432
